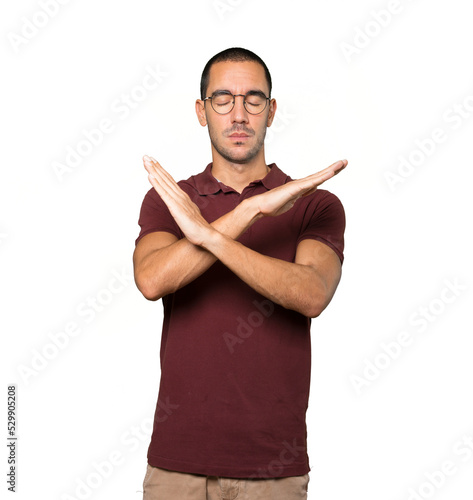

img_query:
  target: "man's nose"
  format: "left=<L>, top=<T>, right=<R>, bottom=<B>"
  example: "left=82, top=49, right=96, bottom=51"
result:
left=230, top=95, right=249, bottom=122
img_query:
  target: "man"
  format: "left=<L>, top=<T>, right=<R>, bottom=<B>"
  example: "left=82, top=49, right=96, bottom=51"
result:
left=134, top=47, right=347, bottom=500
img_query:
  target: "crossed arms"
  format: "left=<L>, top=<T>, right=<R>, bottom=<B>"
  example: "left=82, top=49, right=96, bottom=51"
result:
left=133, top=157, right=347, bottom=318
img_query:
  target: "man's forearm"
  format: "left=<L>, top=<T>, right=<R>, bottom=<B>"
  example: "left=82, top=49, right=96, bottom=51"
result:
left=135, top=199, right=261, bottom=300
left=200, top=230, right=327, bottom=318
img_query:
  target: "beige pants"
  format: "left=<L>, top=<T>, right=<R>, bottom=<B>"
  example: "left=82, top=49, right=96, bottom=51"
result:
left=142, top=464, right=309, bottom=500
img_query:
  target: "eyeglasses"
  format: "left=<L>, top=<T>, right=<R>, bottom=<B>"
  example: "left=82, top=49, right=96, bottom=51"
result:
left=203, top=91, right=270, bottom=115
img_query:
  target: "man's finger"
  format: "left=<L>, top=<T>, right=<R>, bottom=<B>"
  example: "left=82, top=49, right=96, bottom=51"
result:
left=299, top=159, right=348, bottom=187
left=143, top=155, right=170, bottom=182
left=311, top=159, right=347, bottom=180
left=143, top=156, right=198, bottom=215
left=145, top=155, right=178, bottom=185
left=143, top=158, right=178, bottom=201
left=143, top=156, right=184, bottom=198
left=147, top=173, right=167, bottom=201
left=293, top=160, right=347, bottom=197
left=332, top=159, right=348, bottom=176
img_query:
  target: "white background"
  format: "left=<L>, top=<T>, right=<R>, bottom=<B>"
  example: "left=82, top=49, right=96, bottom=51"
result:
left=1, top=1, right=472, bottom=499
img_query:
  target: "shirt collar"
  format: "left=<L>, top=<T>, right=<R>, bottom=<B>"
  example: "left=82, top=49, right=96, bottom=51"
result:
left=192, top=163, right=289, bottom=195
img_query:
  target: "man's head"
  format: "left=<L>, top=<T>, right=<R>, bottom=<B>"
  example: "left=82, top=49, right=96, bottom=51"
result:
left=196, top=47, right=276, bottom=165
left=200, top=47, right=272, bottom=101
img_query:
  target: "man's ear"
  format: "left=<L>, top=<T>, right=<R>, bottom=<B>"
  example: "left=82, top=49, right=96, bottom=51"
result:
left=195, top=99, right=207, bottom=127
left=266, top=98, right=277, bottom=127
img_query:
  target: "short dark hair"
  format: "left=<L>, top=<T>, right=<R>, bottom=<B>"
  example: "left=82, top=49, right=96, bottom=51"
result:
left=200, top=47, right=272, bottom=100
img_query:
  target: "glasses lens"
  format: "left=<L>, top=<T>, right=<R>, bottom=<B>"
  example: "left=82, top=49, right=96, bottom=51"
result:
left=212, top=93, right=234, bottom=114
left=244, top=94, right=267, bottom=114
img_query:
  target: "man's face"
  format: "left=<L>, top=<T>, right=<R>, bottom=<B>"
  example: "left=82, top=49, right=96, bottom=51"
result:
left=197, top=61, right=276, bottom=165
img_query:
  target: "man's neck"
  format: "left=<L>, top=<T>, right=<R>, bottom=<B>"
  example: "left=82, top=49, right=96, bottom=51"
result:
left=211, top=157, right=270, bottom=194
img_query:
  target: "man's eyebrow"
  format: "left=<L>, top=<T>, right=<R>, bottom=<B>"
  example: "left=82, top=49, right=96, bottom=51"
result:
left=246, top=89, right=268, bottom=97
left=210, top=89, right=268, bottom=96
left=210, top=89, right=232, bottom=95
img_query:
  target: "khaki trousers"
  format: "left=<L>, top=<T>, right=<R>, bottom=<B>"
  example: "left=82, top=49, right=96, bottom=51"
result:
left=142, top=464, right=309, bottom=500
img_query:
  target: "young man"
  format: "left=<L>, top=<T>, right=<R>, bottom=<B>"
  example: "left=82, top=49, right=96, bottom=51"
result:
left=134, top=47, right=347, bottom=500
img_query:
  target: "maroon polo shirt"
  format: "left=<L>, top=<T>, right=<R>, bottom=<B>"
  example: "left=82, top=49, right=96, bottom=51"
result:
left=135, top=163, right=345, bottom=478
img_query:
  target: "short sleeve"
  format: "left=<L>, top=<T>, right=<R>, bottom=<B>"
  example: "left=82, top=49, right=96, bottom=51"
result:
left=296, top=190, right=346, bottom=264
left=135, top=188, right=182, bottom=246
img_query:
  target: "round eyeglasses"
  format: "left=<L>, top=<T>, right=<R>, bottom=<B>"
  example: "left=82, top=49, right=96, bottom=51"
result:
left=203, top=91, right=270, bottom=115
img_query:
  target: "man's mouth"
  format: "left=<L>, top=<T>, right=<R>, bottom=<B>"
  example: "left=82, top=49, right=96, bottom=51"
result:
left=229, top=133, right=250, bottom=139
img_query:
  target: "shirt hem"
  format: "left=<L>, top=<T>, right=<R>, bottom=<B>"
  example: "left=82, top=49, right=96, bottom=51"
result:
left=147, top=453, right=310, bottom=479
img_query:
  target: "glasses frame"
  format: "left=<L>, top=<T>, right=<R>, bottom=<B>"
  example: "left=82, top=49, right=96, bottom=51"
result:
left=203, top=91, right=271, bottom=115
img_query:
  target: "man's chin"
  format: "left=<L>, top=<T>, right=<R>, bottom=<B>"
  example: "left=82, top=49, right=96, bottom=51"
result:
left=216, top=145, right=261, bottom=165
left=224, top=153, right=257, bottom=164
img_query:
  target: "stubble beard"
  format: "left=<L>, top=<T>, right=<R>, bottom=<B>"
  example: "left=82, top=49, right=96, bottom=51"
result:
left=207, top=122, right=267, bottom=165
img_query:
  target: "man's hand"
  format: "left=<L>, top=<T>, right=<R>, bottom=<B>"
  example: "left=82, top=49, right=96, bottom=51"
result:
left=143, top=155, right=216, bottom=247
left=248, top=159, right=347, bottom=218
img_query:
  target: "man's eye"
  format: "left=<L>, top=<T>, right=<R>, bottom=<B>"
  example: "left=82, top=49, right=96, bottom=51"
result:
left=246, top=97, right=264, bottom=107
left=214, top=97, right=231, bottom=105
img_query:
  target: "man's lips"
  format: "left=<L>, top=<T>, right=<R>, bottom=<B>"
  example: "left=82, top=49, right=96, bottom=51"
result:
left=228, top=133, right=251, bottom=142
